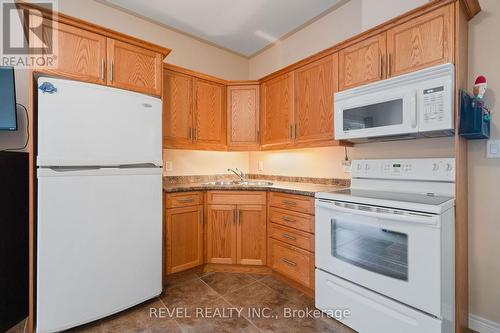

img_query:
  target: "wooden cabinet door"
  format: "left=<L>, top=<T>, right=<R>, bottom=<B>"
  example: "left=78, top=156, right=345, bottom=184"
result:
left=193, top=79, right=226, bottom=149
left=260, top=73, right=294, bottom=148
left=339, top=33, right=386, bottom=91
left=294, top=54, right=338, bottom=144
left=165, top=205, right=203, bottom=274
left=227, top=85, right=260, bottom=150
left=30, top=18, right=106, bottom=84
left=107, top=38, right=163, bottom=96
left=236, top=205, right=266, bottom=265
left=163, top=70, right=194, bottom=147
left=387, top=4, right=453, bottom=77
left=206, top=205, right=237, bottom=264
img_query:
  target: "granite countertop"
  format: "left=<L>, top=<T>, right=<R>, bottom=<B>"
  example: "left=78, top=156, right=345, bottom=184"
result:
left=163, top=180, right=347, bottom=197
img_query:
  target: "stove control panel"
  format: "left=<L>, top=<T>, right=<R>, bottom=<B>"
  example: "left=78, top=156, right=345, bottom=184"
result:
left=352, top=158, right=455, bottom=181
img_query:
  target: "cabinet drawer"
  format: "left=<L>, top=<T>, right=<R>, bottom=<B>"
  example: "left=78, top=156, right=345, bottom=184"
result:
left=206, top=191, right=266, bottom=205
left=165, top=192, right=203, bottom=208
left=270, top=223, right=314, bottom=252
left=270, top=239, right=314, bottom=288
left=269, top=192, right=314, bottom=215
left=269, top=207, right=314, bottom=233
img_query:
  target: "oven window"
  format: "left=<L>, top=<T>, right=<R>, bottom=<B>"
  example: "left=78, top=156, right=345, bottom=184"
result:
left=331, top=218, right=408, bottom=281
left=343, top=99, right=403, bottom=131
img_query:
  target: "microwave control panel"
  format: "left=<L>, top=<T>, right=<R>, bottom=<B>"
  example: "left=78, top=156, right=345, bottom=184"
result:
left=422, top=86, right=445, bottom=124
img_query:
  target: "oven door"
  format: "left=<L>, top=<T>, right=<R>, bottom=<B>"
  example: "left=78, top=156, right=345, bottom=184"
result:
left=315, top=199, right=442, bottom=317
left=334, top=85, right=417, bottom=140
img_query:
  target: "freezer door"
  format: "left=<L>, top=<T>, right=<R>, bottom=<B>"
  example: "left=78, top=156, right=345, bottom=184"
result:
left=36, top=167, right=162, bottom=333
left=37, top=77, right=162, bottom=166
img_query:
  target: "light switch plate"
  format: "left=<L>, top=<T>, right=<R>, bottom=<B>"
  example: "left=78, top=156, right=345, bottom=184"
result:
left=165, top=161, right=173, bottom=171
left=487, top=140, right=500, bottom=158
left=258, top=161, right=264, bottom=171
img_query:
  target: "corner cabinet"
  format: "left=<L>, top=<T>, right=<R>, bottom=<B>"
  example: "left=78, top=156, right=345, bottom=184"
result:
left=206, top=191, right=267, bottom=265
left=28, top=13, right=168, bottom=97
left=227, top=85, right=260, bottom=150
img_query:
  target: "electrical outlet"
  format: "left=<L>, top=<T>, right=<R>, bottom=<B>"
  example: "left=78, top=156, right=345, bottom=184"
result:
left=487, top=140, right=500, bottom=158
left=165, top=161, right=173, bottom=171
left=258, top=161, right=264, bottom=171
left=342, top=160, right=352, bottom=173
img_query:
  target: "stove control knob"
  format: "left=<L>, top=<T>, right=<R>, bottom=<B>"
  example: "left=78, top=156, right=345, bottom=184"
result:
left=356, top=164, right=363, bottom=170
left=445, top=163, right=453, bottom=171
left=432, top=163, right=439, bottom=171
left=364, top=164, right=370, bottom=170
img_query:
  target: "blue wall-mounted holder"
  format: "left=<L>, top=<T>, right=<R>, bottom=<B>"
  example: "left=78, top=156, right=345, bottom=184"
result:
left=458, top=89, right=490, bottom=140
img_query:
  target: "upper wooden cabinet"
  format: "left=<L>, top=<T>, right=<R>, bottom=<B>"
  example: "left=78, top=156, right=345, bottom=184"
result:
left=106, top=39, right=163, bottom=96
left=339, top=33, right=386, bottom=91
left=387, top=4, right=453, bottom=77
left=294, top=54, right=338, bottom=144
left=27, top=11, right=168, bottom=96
left=260, top=73, right=294, bottom=148
left=30, top=19, right=107, bottom=84
left=227, top=85, right=260, bottom=150
left=193, top=79, right=226, bottom=149
left=163, top=67, right=226, bottom=150
left=163, top=70, right=193, bottom=146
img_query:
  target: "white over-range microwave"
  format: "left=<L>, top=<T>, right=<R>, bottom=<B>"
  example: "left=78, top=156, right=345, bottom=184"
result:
left=334, top=63, right=455, bottom=142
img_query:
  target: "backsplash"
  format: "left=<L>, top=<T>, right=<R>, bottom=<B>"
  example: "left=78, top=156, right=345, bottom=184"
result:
left=164, top=174, right=351, bottom=187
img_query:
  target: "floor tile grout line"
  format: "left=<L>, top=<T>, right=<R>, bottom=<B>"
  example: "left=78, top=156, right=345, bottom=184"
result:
left=157, top=295, right=186, bottom=333
left=194, top=276, right=264, bottom=333
left=217, top=288, right=264, bottom=333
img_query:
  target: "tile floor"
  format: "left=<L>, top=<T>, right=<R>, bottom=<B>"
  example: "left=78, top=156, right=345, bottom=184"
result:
left=7, top=272, right=356, bottom=333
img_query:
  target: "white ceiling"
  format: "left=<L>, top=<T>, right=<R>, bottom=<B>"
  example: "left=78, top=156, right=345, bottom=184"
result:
left=102, top=0, right=342, bottom=57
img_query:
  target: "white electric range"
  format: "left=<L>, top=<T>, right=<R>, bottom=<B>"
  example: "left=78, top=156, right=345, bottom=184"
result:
left=315, top=158, right=456, bottom=333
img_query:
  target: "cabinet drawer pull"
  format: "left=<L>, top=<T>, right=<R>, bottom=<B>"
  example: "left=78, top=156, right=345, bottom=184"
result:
left=282, top=258, right=297, bottom=267
left=282, top=200, right=297, bottom=206
left=110, top=62, right=114, bottom=82
left=387, top=53, right=391, bottom=77
left=282, top=233, right=296, bottom=241
left=282, top=216, right=296, bottom=223
left=176, top=198, right=195, bottom=203
left=378, top=54, right=382, bottom=79
left=232, top=209, right=235, bottom=225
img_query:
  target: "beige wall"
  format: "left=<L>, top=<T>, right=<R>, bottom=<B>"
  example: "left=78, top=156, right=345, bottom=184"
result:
left=248, top=138, right=455, bottom=178
left=163, top=149, right=249, bottom=176
left=248, top=0, right=427, bottom=79
left=55, top=0, right=249, bottom=80
left=467, top=0, right=500, bottom=324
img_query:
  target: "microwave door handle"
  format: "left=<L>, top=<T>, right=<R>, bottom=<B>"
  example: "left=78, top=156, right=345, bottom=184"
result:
left=411, top=90, right=418, bottom=128
left=316, top=200, right=438, bottom=226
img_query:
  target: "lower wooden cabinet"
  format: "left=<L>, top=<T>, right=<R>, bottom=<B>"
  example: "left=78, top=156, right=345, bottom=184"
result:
left=268, top=192, right=315, bottom=290
left=165, top=204, right=203, bottom=274
left=206, top=203, right=267, bottom=265
left=206, top=204, right=237, bottom=264
left=269, top=239, right=314, bottom=288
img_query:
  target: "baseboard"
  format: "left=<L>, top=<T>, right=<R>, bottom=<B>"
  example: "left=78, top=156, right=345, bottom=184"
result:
left=470, top=314, right=500, bottom=333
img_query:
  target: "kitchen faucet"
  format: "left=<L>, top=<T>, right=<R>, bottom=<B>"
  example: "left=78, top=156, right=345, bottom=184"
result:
left=227, top=168, right=246, bottom=182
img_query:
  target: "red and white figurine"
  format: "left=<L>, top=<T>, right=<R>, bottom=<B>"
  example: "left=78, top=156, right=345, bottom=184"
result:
left=473, top=75, right=487, bottom=100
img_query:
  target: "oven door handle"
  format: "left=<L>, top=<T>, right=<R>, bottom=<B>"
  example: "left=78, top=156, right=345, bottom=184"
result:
left=316, top=200, right=439, bottom=226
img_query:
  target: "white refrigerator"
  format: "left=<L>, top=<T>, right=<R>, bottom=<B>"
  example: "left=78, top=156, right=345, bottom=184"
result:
left=36, top=78, right=163, bottom=333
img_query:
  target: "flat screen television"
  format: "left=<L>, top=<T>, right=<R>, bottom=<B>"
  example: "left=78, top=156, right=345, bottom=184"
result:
left=0, top=67, right=17, bottom=131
